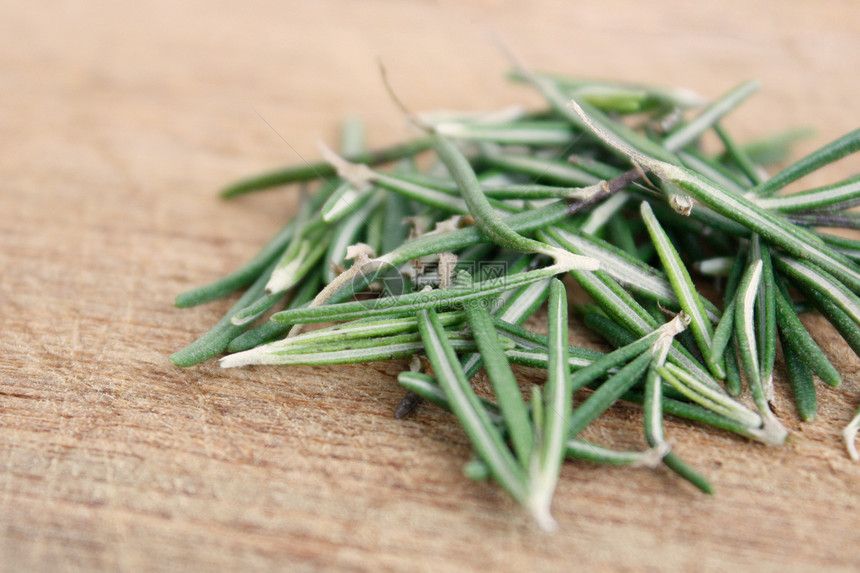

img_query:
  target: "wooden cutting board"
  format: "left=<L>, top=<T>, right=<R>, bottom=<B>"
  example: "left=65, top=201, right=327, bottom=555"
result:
left=2, top=1, right=858, bottom=570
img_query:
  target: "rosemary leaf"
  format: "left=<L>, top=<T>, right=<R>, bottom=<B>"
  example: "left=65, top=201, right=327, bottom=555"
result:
left=466, top=300, right=533, bottom=466
left=641, top=201, right=724, bottom=379
left=270, top=263, right=574, bottom=324
left=170, top=260, right=278, bottom=367
left=754, top=175, right=860, bottom=213
left=433, top=134, right=597, bottom=269
left=417, top=307, right=529, bottom=504
left=773, top=281, right=841, bottom=387
left=226, top=268, right=323, bottom=353
left=750, top=128, right=860, bottom=197
left=220, top=137, right=434, bottom=198
left=662, top=80, right=759, bottom=152
left=780, top=332, right=817, bottom=421
left=528, top=279, right=572, bottom=532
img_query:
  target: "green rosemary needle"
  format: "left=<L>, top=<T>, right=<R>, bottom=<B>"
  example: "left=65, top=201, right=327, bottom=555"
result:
left=508, top=70, right=708, bottom=110
left=643, top=331, right=713, bottom=494
left=270, top=262, right=581, bottom=324
left=780, top=332, right=817, bottom=421
left=564, top=440, right=667, bottom=467
left=754, top=175, right=860, bottom=213
left=220, top=136, right=434, bottom=199
left=733, top=259, right=788, bottom=442
left=417, top=307, right=529, bottom=505
left=749, top=128, right=860, bottom=197
left=220, top=330, right=488, bottom=368
left=527, top=279, right=572, bottom=532
left=435, top=120, right=577, bottom=146
left=170, top=259, right=279, bottom=367
left=751, top=237, right=777, bottom=399
left=466, top=300, right=533, bottom=466
left=432, top=134, right=597, bottom=270
left=773, top=281, right=841, bottom=387
left=662, top=80, right=759, bottom=153
left=225, top=268, right=323, bottom=353
left=641, top=201, right=724, bottom=380
left=482, top=153, right=603, bottom=188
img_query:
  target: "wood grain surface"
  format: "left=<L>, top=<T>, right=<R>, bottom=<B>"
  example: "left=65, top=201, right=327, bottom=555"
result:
left=2, top=1, right=859, bottom=571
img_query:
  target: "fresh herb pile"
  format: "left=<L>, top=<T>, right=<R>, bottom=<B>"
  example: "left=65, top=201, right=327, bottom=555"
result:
left=171, top=66, right=860, bottom=531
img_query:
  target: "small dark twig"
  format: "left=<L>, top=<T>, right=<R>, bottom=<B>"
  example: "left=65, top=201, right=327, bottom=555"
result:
left=394, top=391, right=423, bottom=419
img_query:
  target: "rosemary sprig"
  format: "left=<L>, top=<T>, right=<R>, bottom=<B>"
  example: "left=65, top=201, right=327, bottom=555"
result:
left=569, top=100, right=860, bottom=294
left=172, top=67, right=860, bottom=532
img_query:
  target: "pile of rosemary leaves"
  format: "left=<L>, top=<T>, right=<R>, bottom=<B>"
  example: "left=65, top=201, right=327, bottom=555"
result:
left=171, top=66, right=860, bottom=531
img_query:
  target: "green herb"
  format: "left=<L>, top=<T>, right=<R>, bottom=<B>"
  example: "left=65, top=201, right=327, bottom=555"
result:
left=466, top=298, right=533, bottom=466
left=662, top=80, right=759, bottom=152
left=773, top=281, right=840, bottom=387
left=642, top=323, right=713, bottom=494
left=570, top=100, right=860, bottom=293
left=172, top=66, right=860, bottom=530
left=754, top=175, right=860, bottom=213
left=641, top=201, right=724, bottom=379
left=752, top=238, right=777, bottom=398
left=220, top=137, right=434, bottom=199
left=749, top=129, right=860, bottom=197
left=780, top=333, right=817, bottom=421
left=417, top=307, right=529, bottom=505
left=527, top=279, right=572, bottom=532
